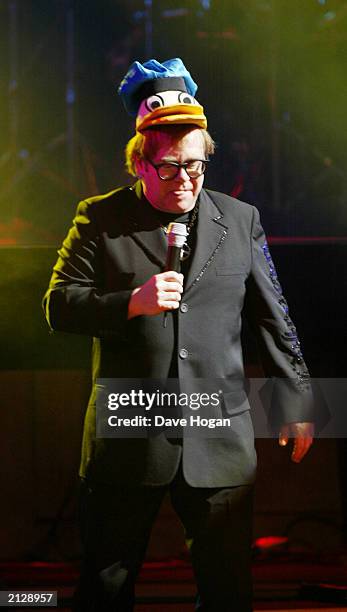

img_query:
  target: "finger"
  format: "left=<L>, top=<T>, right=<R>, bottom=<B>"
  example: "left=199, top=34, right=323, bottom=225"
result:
left=292, top=435, right=313, bottom=462
left=158, top=291, right=182, bottom=302
left=160, top=271, right=184, bottom=284
left=279, top=434, right=288, bottom=447
left=158, top=300, right=180, bottom=311
left=291, top=436, right=313, bottom=463
left=159, top=281, right=184, bottom=293
left=279, top=426, right=289, bottom=446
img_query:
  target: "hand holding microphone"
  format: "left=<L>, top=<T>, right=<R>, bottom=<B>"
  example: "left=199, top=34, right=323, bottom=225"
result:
left=128, top=223, right=187, bottom=319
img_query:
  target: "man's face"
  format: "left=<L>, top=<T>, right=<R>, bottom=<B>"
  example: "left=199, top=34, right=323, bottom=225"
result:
left=136, top=128, right=205, bottom=214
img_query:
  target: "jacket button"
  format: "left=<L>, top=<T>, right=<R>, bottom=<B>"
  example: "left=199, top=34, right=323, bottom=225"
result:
left=180, top=302, right=189, bottom=313
left=179, top=348, right=189, bottom=359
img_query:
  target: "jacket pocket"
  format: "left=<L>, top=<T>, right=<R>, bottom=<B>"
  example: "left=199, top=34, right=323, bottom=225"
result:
left=222, top=389, right=251, bottom=416
left=215, top=267, right=248, bottom=276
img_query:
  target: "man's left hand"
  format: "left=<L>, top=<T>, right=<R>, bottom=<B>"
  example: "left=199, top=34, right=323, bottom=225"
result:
left=278, top=422, right=314, bottom=463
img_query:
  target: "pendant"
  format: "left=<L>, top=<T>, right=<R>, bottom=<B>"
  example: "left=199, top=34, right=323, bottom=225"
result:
left=180, top=242, right=191, bottom=261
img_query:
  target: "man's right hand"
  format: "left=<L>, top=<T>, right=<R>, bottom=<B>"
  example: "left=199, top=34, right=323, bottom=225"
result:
left=128, top=271, right=184, bottom=319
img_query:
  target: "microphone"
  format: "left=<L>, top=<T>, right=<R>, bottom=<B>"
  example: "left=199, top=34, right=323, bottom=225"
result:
left=162, top=223, right=187, bottom=328
left=164, top=222, right=187, bottom=272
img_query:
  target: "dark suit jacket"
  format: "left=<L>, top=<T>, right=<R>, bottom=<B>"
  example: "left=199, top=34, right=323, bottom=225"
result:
left=43, top=182, right=316, bottom=487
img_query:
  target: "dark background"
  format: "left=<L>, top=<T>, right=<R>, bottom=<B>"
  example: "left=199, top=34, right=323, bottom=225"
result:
left=1, top=0, right=347, bottom=245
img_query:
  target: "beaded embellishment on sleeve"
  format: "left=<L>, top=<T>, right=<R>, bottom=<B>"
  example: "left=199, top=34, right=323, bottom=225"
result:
left=262, top=242, right=310, bottom=392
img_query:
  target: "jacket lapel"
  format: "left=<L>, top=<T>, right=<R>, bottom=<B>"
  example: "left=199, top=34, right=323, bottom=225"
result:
left=126, top=184, right=228, bottom=280
left=128, top=181, right=167, bottom=269
left=184, top=189, right=228, bottom=293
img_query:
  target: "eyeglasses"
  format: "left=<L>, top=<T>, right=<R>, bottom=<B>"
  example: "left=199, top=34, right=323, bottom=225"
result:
left=145, top=158, right=208, bottom=181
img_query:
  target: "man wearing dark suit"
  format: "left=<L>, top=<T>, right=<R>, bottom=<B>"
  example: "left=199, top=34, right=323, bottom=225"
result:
left=43, top=121, right=315, bottom=611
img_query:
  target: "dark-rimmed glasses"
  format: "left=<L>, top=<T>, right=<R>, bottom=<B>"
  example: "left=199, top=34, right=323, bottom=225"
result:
left=145, top=158, right=208, bottom=181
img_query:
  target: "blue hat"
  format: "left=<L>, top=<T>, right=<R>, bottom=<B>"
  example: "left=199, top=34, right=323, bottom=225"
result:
left=118, top=58, right=198, bottom=117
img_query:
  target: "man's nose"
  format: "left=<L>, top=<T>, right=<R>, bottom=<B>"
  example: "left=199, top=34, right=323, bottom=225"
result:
left=174, top=167, right=191, bottom=181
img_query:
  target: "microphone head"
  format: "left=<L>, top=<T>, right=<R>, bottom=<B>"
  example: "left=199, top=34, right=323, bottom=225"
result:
left=166, top=222, right=187, bottom=248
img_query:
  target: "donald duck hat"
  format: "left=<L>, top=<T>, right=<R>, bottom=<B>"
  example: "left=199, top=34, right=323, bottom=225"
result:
left=118, top=58, right=207, bottom=132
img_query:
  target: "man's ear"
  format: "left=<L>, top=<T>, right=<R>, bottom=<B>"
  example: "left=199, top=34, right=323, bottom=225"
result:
left=135, top=157, right=146, bottom=178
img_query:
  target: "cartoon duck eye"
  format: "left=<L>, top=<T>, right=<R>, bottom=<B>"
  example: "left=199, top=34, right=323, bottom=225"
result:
left=145, top=95, right=165, bottom=112
left=178, top=92, right=196, bottom=105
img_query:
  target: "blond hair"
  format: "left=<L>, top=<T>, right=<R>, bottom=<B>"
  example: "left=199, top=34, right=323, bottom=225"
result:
left=125, top=125, right=215, bottom=177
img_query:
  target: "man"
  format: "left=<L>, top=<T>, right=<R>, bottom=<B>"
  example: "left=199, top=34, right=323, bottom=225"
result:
left=43, top=59, right=315, bottom=611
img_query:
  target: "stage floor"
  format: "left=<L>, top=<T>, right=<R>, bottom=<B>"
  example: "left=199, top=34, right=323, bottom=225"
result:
left=0, top=551, right=346, bottom=610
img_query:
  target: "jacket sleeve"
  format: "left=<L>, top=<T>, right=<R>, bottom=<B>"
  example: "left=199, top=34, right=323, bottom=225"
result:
left=42, top=198, right=133, bottom=338
left=243, top=206, right=317, bottom=429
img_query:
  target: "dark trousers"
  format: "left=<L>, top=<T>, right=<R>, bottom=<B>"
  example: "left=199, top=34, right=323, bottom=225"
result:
left=73, top=464, right=254, bottom=612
